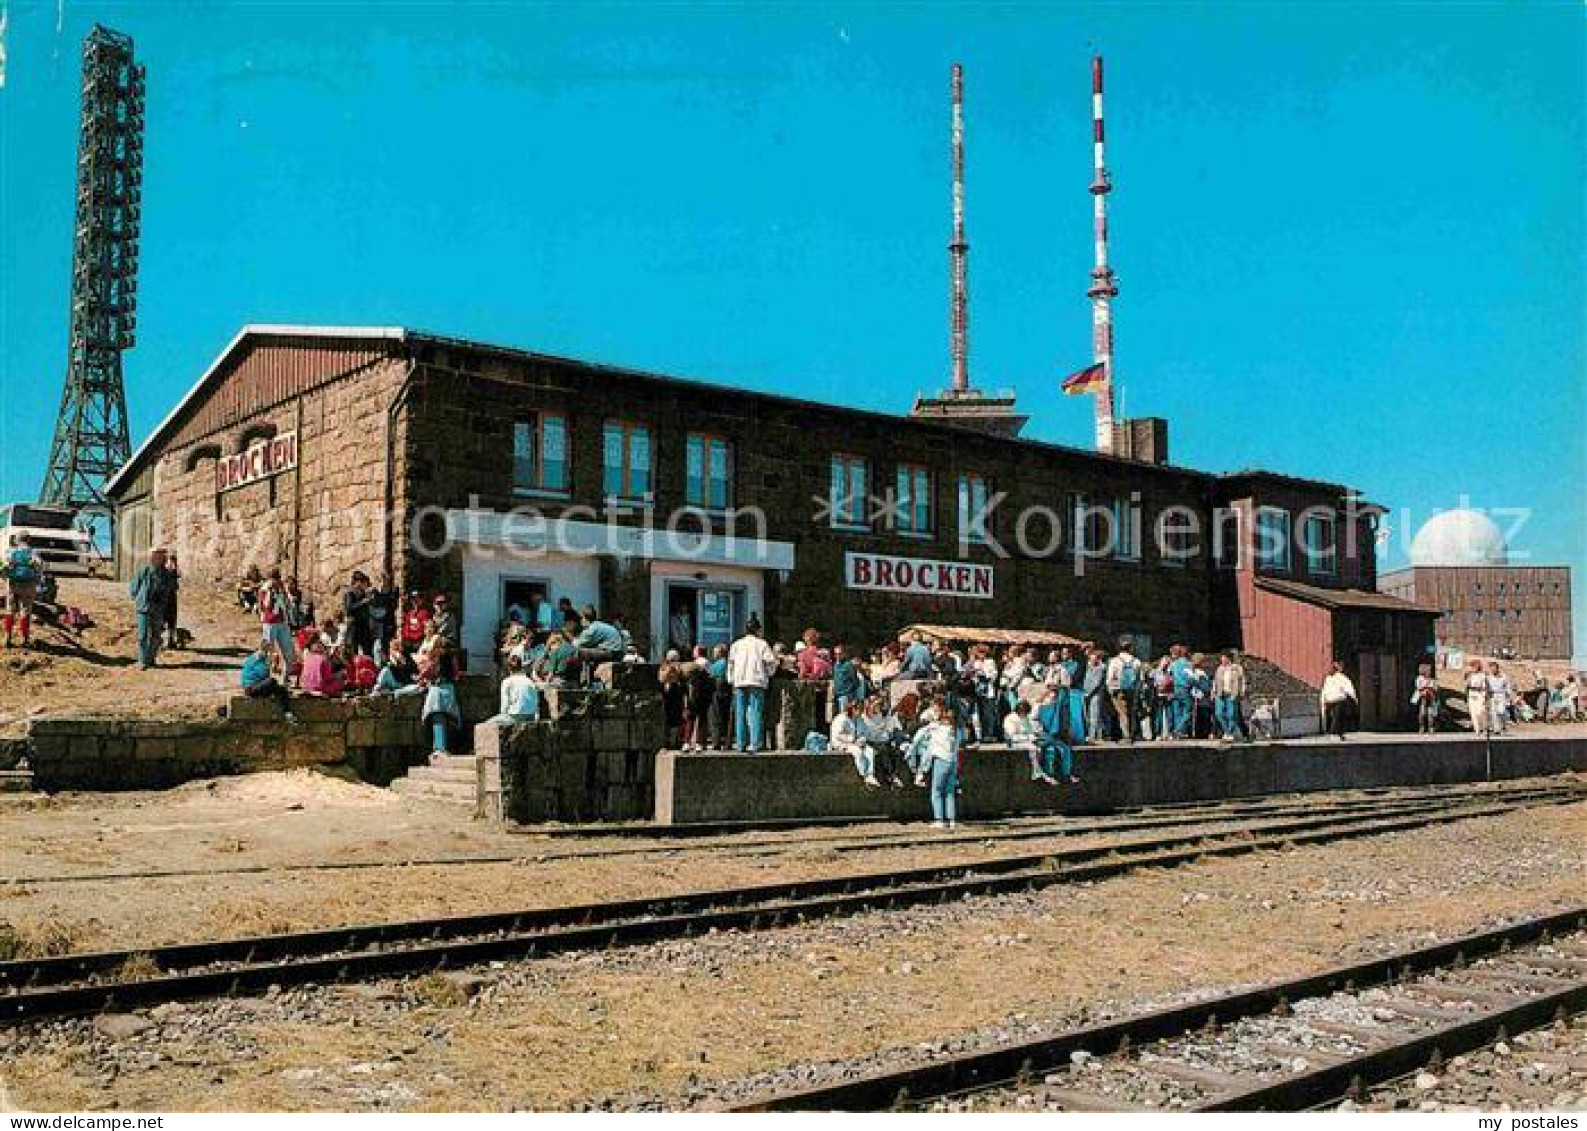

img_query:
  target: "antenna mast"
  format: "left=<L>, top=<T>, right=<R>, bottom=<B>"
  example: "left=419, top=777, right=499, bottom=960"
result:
left=1087, top=55, right=1119, bottom=454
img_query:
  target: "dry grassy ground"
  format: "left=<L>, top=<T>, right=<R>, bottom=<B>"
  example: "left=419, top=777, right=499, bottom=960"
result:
left=1, top=799, right=1583, bottom=1111
left=0, top=579, right=260, bottom=736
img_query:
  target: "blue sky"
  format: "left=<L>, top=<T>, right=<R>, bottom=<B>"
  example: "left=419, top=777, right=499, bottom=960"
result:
left=2, top=2, right=1583, bottom=657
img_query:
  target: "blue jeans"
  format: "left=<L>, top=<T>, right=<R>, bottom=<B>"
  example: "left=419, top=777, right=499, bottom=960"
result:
left=431, top=719, right=449, bottom=753
left=1042, top=738, right=1074, bottom=779
left=1171, top=693, right=1192, bottom=738
left=136, top=611, right=162, bottom=666
left=1214, top=696, right=1244, bottom=738
left=929, top=758, right=958, bottom=823
left=733, top=686, right=765, bottom=751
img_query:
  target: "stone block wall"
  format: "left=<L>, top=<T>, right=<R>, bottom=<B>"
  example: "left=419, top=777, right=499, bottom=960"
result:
left=24, top=676, right=498, bottom=792
left=475, top=684, right=663, bottom=825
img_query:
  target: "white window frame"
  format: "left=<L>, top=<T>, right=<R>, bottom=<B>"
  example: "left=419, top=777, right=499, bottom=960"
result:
left=829, top=454, right=870, bottom=531
left=1255, top=507, right=1292, bottom=571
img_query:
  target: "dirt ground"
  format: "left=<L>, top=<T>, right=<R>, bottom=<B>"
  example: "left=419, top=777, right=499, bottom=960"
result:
left=0, top=798, right=1581, bottom=1111
left=0, top=578, right=261, bottom=736
left=7, top=769, right=1542, bottom=954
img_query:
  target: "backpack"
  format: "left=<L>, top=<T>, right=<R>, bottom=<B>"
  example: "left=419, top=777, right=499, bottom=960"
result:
left=1119, top=659, right=1140, bottom=692
left=802, top=732, right=830, bottom=753
left=6, top=549, right=37, bottom=584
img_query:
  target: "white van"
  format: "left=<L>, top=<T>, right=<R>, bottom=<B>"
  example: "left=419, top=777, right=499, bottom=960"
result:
left=0, top=503, right=101, bottom=577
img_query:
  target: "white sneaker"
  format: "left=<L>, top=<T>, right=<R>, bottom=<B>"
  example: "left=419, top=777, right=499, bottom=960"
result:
left=947, top=821, right=957, bottom=830
left=863, top=774, right=881, bottom=787
left=913, top=774, right=927, bottom=788
left=930, top=820, right=947, bottom=830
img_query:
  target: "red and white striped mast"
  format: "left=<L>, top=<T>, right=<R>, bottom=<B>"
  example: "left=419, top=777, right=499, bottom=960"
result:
left=949, top=62, right=970, bottom=394
left=1087, top=55, right=1119, bottom=453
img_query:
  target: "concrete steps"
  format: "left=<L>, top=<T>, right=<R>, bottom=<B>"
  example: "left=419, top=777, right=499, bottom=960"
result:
left=389, top=754, right=477, bottom=809
left=0, top=768, right=38, bottom=794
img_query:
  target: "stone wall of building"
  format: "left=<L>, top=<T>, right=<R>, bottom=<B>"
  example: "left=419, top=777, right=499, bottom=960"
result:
left=400, top=344, right=1231, bottom=656
left=138, top=346, right=410, bottom=595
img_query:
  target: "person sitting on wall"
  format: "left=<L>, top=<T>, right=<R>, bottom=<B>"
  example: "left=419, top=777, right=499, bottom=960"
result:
left=829, top=697, right=880, bottom=788
left=858, top=693, right=908, bottom=788
left=1003, top=699, right=1059, bottom=785
left=300, top=637, right=346, bottom=697
left=240, top=644, right=297, bottom=723
left=1034, top=686, right=1079, bottom=783
left=532, top=625, right=573, bottom=686
left=571, top=605, right=625, bottom=683
left=493, top=653, right=539, bottom=723
left=423, top=642, right=463, bottom=761
left=348, top=647, right=379, bottom=693
left=400, top=591, right=431, bottom=654
left=374, top=646, right=424, bottom=697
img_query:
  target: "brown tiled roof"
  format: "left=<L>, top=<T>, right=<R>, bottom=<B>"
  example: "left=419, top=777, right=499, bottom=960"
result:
left=1255, top=576, right=1441, bottom=615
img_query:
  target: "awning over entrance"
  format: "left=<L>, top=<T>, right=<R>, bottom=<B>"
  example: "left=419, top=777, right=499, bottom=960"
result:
left=444, top=509, right=796, bottom=571
left=899, top=624, right=1086, bottom=648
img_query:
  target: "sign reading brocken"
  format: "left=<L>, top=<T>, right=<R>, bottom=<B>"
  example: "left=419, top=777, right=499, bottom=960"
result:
left=844, top=551, right=993, bottom=600
left=217, top=432, right=298, bottom=493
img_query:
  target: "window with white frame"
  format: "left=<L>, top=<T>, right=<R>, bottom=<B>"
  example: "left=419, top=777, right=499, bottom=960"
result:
left=1114, top=497, right=1140, bottom=561
left=829, top=454, right=870, bottom=530
left=1303, top=511, right=1337, bottom=578
left=1255, top=507, right=1292, bottom=571
left=958, top=474, right=992, bottom=544
left=894, top=465, right=932, bottom=536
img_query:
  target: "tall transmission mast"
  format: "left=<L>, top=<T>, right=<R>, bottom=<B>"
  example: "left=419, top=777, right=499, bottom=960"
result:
left=1086, top=55, right=1119, bottom=454
left=948, top=62, right=970, bottom=393
left=39, top=24, right=144, bottom=514
left=910, top=63, right=1025, bottom=436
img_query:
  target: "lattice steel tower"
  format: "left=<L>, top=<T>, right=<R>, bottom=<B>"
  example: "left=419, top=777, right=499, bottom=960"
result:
left=39, top=24, right=144, bottom=513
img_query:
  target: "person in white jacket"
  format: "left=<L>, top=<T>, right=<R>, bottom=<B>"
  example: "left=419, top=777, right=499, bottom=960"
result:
left=726, top=618, right=778, bottom=752
left=1319, top=661, right=1357, bottom=740
left=1485, top=662, right=1513, bottom=735
left=829, top=699, right=879, bottom=787
left=1003, top=700, right=1058, bottom=784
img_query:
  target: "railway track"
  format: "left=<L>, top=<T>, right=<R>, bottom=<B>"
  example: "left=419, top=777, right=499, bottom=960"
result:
left=724, top=907, right=1587, bottom=1112
left=2, top=784, right=1578, bottom=1026
left=6, top=779, right=1577, bottom=885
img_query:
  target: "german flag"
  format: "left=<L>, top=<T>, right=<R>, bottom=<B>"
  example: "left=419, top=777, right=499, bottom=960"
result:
left=1061, top=361, right=1106, bottom=395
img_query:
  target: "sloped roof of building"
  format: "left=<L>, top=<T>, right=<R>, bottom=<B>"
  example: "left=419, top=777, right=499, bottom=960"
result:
left=1255, top=576, right=1440, bottom=615
left=107, top=324, right=1362, bottom=499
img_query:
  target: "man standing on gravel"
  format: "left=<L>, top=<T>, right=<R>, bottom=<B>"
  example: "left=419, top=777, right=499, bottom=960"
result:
left=128, top=547, right=175, bottom=669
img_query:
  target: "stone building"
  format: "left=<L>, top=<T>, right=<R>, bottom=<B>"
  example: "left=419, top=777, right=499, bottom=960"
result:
left=1380, top=509, right=1574, bottom=661
left=106, top=324, right=1437, bottom=726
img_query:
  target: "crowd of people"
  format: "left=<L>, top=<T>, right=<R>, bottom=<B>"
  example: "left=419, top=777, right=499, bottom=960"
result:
left=1461, top=659, right=1581, bottom=734
left=105, top=549, right=1586, bottom=789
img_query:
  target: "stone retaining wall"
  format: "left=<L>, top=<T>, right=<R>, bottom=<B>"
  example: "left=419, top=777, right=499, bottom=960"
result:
left=653, top=735, right=1587, bottom=825
left=23, top=678, right=496, bottom=792
left=476, top=683, right=664, bottom=825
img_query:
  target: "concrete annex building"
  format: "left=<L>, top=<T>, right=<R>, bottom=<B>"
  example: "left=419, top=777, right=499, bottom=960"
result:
left=106, top=325, right=1438, bottom=728
left=1380, top=509, right=1575, bottom=661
